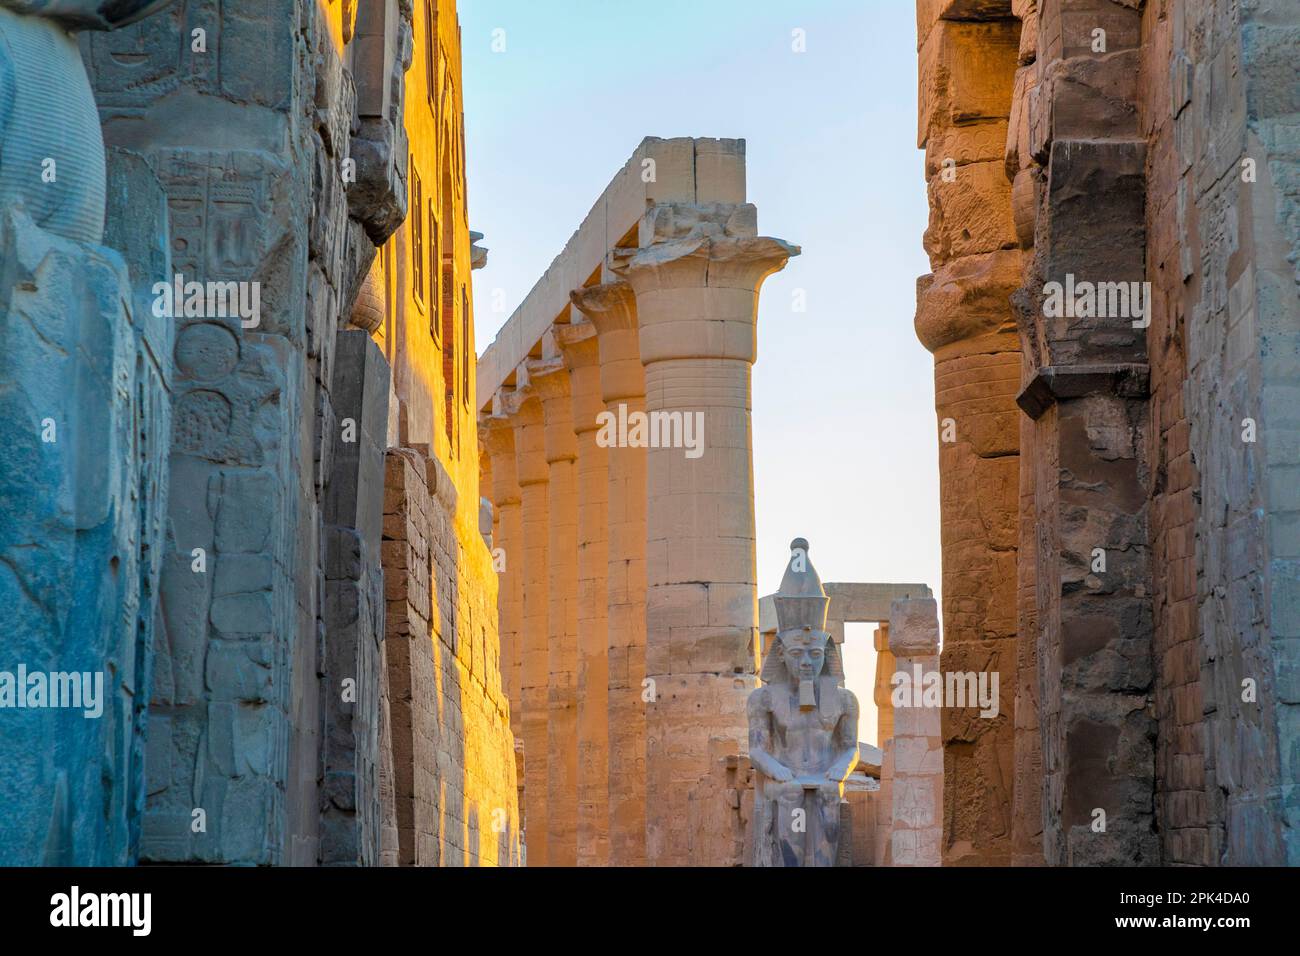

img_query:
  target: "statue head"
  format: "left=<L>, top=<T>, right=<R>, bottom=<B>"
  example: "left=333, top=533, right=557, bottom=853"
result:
left=761, top=538, right=844, bottom=687
left=781, top=626, right=829, bottom=682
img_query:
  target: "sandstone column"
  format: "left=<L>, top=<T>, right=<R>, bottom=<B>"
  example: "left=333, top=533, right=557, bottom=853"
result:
left=612, top=202, right=798, bottom=866
left=555, top=319, right=610, bottom=866
left=889, top=598, right=942, bottom=867
left=505, top=388, right=550, bottom=866
left=482, top=415, right=523, bottom=739
left=529, top=357, right=580, bottom=867
left=915, top=6, right=1022, bottom=866
left=570, top=280, right=648, bottom=867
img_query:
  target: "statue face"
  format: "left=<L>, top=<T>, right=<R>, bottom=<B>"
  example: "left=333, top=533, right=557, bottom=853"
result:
left=780, top=629, right=828, bottom=682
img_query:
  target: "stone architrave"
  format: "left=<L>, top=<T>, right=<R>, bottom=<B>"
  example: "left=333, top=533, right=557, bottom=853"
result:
left=569, top=279, right=647, bottom=867
left=748, top=540, right=860, bottom=867
left=611, top=201, right=798, bottom=866
left=888, top=597, right=943, bottom=867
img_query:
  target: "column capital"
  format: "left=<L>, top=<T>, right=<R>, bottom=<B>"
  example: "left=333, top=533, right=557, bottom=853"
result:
left=609, top=202, right=800, bottom=295
left=570, top=280, right=637, bottom=336
left=555, top=319, right=600, bottom=370
left=556, top=320, right=606, bottom=436
left=501, top=385, right=544, bottom=429
left=480, top=411, right=517, bottom=460
left=525, top=355, right=570, bottom=404
left=609, top=203, right=798, bottom=366
left=526, top=356, right=577, bottom=464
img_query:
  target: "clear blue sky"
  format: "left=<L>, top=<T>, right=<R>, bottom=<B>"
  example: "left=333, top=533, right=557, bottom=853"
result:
left=460, top=0, right=939, bottom=742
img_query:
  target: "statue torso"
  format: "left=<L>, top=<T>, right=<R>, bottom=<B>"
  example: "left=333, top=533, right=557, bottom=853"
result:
left=765, top=682, right=844, bottom=775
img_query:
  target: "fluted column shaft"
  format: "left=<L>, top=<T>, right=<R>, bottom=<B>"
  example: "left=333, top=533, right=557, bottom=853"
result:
left=530, top=359, right=579, bottom=868
left=556, top=320, right=610, bottom=866
left=572, top=280, right=647, bottom=867
left=508, top=393, right=549, bottom=866
left=613, top=203, right=798, bottom=865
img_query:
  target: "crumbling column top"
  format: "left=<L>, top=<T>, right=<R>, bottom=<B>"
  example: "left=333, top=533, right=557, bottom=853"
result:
left=888, top=597, right=940, bottom=656
left=609, top=202, right=799, bottom=294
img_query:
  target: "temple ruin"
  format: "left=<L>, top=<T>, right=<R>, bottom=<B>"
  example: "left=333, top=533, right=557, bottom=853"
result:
left=0, top=0, right=1296, bottom=869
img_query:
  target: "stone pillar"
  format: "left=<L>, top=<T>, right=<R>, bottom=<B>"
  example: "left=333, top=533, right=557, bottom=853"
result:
left=570, top=280, right=648, bottom=866
left=612, top=202, right=798, bottom=866
left=321, top=330, right=390, bottom=866
left=873, top=623, right=896, bottom=747
left=529, top=357, right=580, bottom=867
left=888, top=598, right=942, bottom=868
left=915, top=6, right=1022, bottom=866
left=555, top=319, right=610, bottom=866
left=506, top=389, right=550, bottom=866
left=482, top=415, right=523, bottom=739
left=1017, top=0, right=1155, bottom=866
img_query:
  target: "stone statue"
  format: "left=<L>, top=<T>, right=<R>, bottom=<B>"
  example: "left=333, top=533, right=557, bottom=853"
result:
left=0, top=1, right=172, bottom=243
left=0, top=0, right=173, bottom=865
left=748, top=538, right=860, bottom=866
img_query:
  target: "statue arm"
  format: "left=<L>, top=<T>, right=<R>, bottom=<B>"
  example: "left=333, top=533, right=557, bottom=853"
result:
left=747, top=688, right=793, bottom=782
left=825, top=690, right=861, bottom=784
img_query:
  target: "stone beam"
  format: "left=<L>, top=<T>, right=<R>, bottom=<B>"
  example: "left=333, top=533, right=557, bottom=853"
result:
left=758, top=582, right=934, bottom=636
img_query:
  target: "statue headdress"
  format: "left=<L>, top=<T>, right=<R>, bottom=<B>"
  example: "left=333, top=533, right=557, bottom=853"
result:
left=760, top=538, right=844, bottom=685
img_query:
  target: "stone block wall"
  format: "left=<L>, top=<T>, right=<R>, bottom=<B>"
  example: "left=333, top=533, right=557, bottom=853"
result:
left=1140, top=0, right=1300, bottom=865
left=382, top=447, right=521, bottom=866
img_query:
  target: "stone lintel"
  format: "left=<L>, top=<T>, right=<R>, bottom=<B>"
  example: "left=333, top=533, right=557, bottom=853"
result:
left=758, top=582, right=935, bottom=636
left=1016, top=362, right=1150, bottom=419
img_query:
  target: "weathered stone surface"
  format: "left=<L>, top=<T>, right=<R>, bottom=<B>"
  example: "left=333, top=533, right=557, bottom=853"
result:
left=0, top=0, right=179, bottom=869
left=321, top=332, right=390, bottom=865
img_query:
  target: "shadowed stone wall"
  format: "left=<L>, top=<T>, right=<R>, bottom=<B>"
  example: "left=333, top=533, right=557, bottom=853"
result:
left=80, top=0, right=407, bottom=864
left=382, top=447, right=521, bottom=865
left=0, top=147, right=173, bottom=865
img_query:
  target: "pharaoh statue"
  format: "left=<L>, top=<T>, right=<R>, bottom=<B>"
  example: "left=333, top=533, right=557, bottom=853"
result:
left=748, top=538, right=860, bottom=866
left=0, top=0, right=172, bottom=244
